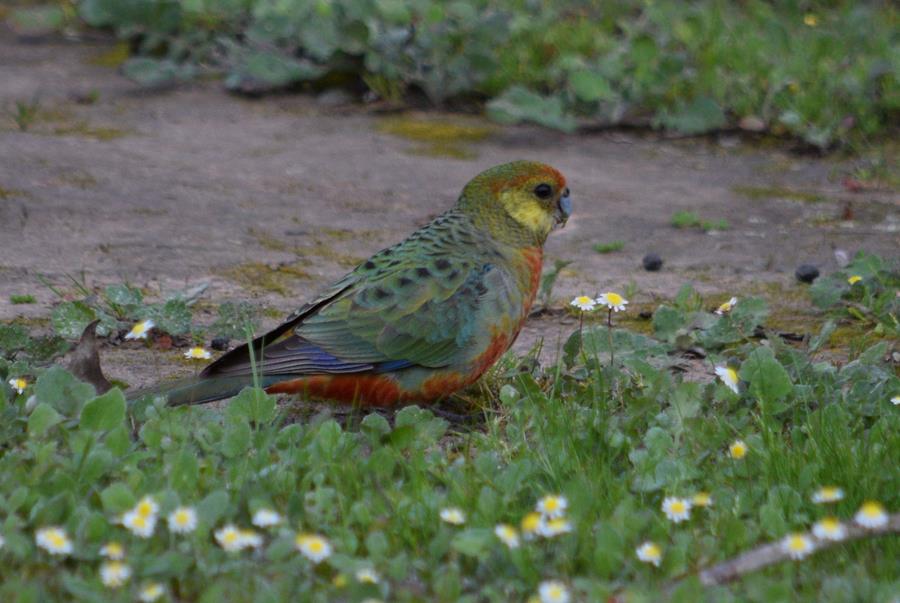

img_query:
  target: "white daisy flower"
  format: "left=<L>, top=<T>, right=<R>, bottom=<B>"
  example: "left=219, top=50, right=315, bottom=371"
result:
left=295, top=533, right=332, bottom=563
left=570, top=295, right=597, bottom=312
left=215, top=525, right=244, bottom=552
left=439, top=507, right=466, bottom=525
left=854, top=501, right=888, bottom=529
left=661, top=497, right=692, bottom=523
left=184, top=346, right=212, bottom=360
left=636, top=541, right=662, bottom=567
left=538, top=580, right=570, bottom=603
left=251, top=508, right=282, bottom=528
left=494, top=523, right=520, bottom=549
left=138, top=582, right=166, bottom=602
left=596, top=292, right=628, bottom=312
left=812, top=517, right=847, bottom=541
left=35, top=526, right=73, bottom=556
left=715, top=366, right=740, bottom=394
left=536, top=494, right=568, bottom=519
left=715, top=297, right=738, bottom=315
left=891, top=395, right=899, bottom=406
left=167, top=506, right=197, bottom=534
left=538, top=517, right=573, bottom=538
left=355, top=567, right=380, bottom=584
left=99, top=541, right=125, bottom=560
left=125, top=319, right=155, bottom=340
left=729, top=439, right=748, bottom=460
left=8, top=377, right=27, bottom=394
left=782, top=533, right=814, bottom=560
left=100, top=560, right=132, bottom=588
left=122, top=510, right=157, bottom=538
left=811, top=486, right=844, bottom=504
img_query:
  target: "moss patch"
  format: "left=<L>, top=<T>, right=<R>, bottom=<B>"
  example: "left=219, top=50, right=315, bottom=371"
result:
left=251, top=228, right=364, bottom=268
left=0, top=186, right=29, bottom=200
left=733, top=185, right=826, bottom=203
left=52, top=121, right=130, bottom=141
left=377, top=115, right=494, bottom=160
left=295, top=242, right=363, bottom=268
left=249, top=227, right=292, bottom=252
left=216, top=262, right=312, bottom=296
left=87, top=42, right=130, bottom=68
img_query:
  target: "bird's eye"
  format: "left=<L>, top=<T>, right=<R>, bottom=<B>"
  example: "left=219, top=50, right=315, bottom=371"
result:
left=534, top=183, right=553, bottom=199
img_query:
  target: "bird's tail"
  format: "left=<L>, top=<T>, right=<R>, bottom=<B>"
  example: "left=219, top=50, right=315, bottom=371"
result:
left=126, top=375, right=280, bottom=406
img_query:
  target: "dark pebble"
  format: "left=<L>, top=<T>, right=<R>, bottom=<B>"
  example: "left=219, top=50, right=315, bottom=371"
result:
left=642, top=253, right=663, bottom=271
left=795, top=264, right=820, bottom=283
left=211, top=336, right=230, bottom=351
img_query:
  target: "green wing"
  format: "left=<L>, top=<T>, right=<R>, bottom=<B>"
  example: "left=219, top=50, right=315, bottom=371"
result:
left=299, top=246, right=516, bottom=368
left=203, top=212, right=520, bottom=378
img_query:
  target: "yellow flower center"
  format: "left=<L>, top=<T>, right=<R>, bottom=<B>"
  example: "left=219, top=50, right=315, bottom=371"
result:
left=693, top=493, right=711, bottom=506
left=847, top=275, right=862, bottom=284
left=142, top=585, right=163, bottom=598
left=605, top=293, right=623, bottom=305
left=48, top=532, right=66, bottom=548
left=132, top=515, right=147, bottom=528
left=521, top=512, right=541, bottom=532
left=547, top=586, right=564, bottom=599
left=574, top=296, right=591, bottom=305
left=642, top=543, right=661, bottom=558
left=818, top=517, right=839, bottom=531
left=137, top=501, right=155, bottom=517
left=786, top=534, right=808, bottom=551
left=222, top=530, right=238, bottom=544
left=332, top=574, right=348, bottom=588
left=730, top=441, right=747, bottom=458
left=670, top=501, right=686, bottom=513
left=13, top=378, right=26, bottom=389
left=860, top=502, right=884, bottom=518
left=803, top=14, right=818, bottom=26
left=104, top=542, right=123, bottom=557
left=307, top=540, right=323, bottom=553
left=175, top=510, right=190, bottom=525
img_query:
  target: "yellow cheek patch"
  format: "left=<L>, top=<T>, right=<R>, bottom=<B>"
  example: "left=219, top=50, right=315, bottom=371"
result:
left=499, top=191, right=553, bottom=236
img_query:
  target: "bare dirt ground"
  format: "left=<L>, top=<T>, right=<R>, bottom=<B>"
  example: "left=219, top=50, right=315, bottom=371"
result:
left=1, top=30, right=897, bottom=391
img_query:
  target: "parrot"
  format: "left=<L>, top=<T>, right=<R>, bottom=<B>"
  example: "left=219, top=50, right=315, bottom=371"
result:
left=132, top=160, right=571, bottom=407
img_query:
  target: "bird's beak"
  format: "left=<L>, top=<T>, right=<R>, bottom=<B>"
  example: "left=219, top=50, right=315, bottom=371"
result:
left=555, top=188, right=572, bottom=227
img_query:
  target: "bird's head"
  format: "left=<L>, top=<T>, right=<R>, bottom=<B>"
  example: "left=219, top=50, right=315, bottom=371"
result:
left=458, top=160, right=571, bottom=245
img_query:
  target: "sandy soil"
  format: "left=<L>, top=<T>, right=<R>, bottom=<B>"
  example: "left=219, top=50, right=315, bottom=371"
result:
left=1, top=30, right=897, bottom=391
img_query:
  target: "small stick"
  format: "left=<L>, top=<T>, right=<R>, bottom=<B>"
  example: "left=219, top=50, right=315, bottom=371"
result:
left=696, top=513, right=900, bottom=586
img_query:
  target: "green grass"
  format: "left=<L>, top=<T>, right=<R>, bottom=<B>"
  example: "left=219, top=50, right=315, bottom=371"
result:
left=671, top=210, right=730, bottom=231
left=0, top=260, right=897, bottom=601
left=10, top=294, right=36, bottom=304
left=593, top=240, right=625, bottom=254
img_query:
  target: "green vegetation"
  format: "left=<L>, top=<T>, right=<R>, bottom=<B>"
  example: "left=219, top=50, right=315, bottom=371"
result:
left=6, top=96, right=41, bottom=132
left=592, top=240, right=625, bottom=254
left=6, top=1, right=895, bottom=149
left=10, top=294, right=36, bottom=305
left=0, top=258, right=897, bottom=601
left=809, top=252, right=899, bottom=338
left=670, top=210, right=730, bottom=231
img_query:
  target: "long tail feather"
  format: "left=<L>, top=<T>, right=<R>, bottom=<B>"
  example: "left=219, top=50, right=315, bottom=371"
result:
left=126, top=375, right=278, bottom=406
